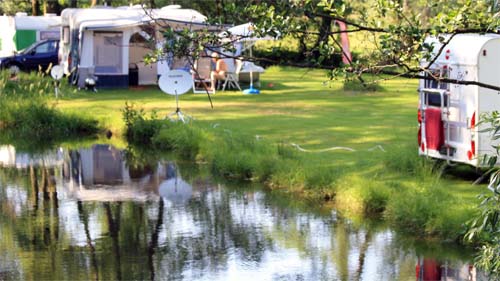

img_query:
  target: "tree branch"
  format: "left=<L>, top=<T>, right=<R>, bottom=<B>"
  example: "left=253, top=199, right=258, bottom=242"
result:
left=377, top=69, right=500, bottom=92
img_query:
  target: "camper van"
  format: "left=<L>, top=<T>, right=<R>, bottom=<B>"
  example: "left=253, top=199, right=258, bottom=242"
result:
left=59, top=5, right=209, bottom=89
left=418, top=34, right=500, bottom=167
left=0, top=13, right=60, bottom=57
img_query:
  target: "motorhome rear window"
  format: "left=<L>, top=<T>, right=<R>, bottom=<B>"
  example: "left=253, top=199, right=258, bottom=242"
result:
left=424, top=91, right=448, bottom=107
left=424, top=69, right=449, bottom=90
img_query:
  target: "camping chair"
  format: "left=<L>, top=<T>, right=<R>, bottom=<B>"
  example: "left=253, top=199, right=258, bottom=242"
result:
left=221, top=58, right=242, bottom=91
left=192, top=56, right=215, bottom=94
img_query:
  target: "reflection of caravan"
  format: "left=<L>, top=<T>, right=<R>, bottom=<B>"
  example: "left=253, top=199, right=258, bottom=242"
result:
left=0, top=13, right=60, bottom=57
left=62, top=144, right=189, bottom=202
left=0, top=145, right=63, bottom=168
left=64, top=144, right=170, bottom=186
left=60, top=5, right=208, bottom=89
left=65, top=144, right=130, bottom=186
left=418, top=34, right=500, bottom=167
left=415, top=258, right=485, bottom=281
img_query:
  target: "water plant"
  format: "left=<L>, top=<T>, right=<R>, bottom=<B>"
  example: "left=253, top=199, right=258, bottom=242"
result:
left=463, top=111, right=500, bottom=278
left=465, top=187, right=500, bottom=278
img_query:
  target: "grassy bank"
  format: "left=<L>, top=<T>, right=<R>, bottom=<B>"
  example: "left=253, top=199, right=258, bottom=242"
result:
left=123, top=103, right=475, bottom=239
left=0, top=71, right=102, bottom=145
left=19, top=66, right=483, bottom=239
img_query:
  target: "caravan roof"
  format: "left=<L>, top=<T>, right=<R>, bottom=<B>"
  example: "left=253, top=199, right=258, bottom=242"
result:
left=14, top=14, right=60, bottom=30
left=426, top=34, right=500, bottom=66
left=61, top=5, right=207, bottom=30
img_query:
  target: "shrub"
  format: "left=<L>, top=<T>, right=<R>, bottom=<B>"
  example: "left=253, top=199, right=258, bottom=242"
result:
left=122, top=102, right=163, bottom=145
left=252, top=47, right=343, bottom=68
left=343, top=78, right=383, bottom=92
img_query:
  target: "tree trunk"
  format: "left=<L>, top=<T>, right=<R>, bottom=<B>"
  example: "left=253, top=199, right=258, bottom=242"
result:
left=149, top=0, right=156, bottom=8
left=215, top=0, right=221, bottom=17
left=31, top=0, right=40, bottom=16
left=70, top=0, right=78, bottom=8
left=297, top=34, right=308, bottom=61
left=311, top=16, right=332, bottom=60
left=91, top=0, right=98, bottom=7
left=44, top=1, right=61, bottom=15
left=30, top=165, right=39, bottom=210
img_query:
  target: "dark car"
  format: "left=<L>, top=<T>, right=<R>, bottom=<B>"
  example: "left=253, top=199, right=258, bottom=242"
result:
left=0, top=39, right=59, bottom=73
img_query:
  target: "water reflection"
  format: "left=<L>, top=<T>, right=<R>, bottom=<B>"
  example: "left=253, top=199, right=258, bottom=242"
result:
left=416, top=258, right=481, bottom=281
left=0, top=145, right=63, bottom=168
left=63, top=145, right=166, bottom=202
left=0, top=144, right=487, bottom=280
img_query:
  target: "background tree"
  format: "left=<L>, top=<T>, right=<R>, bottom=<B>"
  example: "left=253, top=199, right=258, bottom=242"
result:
left=0, top=0, right=30, bottom=15
left=0, top=0, right=65, bottom=15
left=217, top=0, right=500, bottom=90
left=31, top=0, right=40, bottom=15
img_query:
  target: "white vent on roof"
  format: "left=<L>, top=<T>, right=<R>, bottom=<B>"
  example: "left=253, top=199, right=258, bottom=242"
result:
left=162, top=5, right=181, bottom=10
left=15, top=12, right=28, bottom=17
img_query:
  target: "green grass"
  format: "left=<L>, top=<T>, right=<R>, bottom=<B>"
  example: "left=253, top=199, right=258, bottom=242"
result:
left=51, top=66, right=483, bottom=238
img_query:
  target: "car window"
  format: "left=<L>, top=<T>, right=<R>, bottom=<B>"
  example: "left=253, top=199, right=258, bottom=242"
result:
left=34, top=41, right=56, bottom=54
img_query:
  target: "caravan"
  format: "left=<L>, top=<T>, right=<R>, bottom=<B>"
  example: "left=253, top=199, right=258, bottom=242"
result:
left=59, top=5, right=209, bottom=89
left=0, top=13, right=60, bottom=57
left=418, top=34, right=500, bottom=167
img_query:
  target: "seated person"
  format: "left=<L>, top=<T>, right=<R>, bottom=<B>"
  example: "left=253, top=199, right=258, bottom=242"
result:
left=210, top=52, right=228, bottom=91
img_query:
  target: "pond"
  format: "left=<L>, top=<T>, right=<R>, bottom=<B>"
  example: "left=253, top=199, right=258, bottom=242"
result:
left=0, top=144, right=487, bottom=280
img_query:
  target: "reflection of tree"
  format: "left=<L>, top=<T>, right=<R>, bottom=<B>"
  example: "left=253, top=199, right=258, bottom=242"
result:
left=353, top=230, right=373, bottom=281
left=104, top=202, right=122, bottom=281
left=25, top=166, right=61, bottom=251
left=0, top=159, right=477, bottom=280
left=77, top=201, right=99, bottom=281
left=148, top=198, right=164, bottom=281
left=123, top=145, right=159, bottom=179
left=2, top=165, right=65, bottom=280
left=30, top=166, right=39, bottom=210
left=190, top=190, right=269, bottom=261
left=334, top=220, right=350, bottom=281
left=5, top=160, right=278, bottom=279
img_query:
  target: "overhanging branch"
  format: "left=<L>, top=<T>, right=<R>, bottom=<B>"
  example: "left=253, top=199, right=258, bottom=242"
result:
left=377, top=69, right=500, bottom=92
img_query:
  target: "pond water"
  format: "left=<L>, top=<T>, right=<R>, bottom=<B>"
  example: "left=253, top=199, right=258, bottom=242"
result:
left=0, top=144, right=487, bottom=281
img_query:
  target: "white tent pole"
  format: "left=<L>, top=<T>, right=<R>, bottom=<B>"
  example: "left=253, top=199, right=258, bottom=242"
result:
left=249, top=46, right=254, bottom=88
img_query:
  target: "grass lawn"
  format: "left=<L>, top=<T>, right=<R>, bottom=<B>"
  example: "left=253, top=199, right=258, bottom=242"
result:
left=59, top=66, right=415, bottom=153
left=56, top=66, right=484, bottom=237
